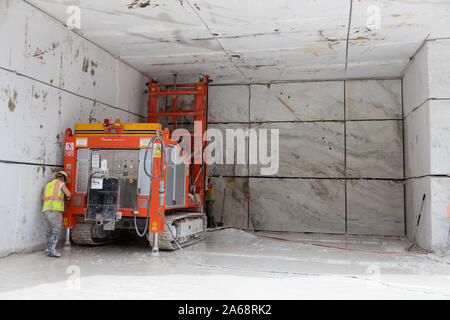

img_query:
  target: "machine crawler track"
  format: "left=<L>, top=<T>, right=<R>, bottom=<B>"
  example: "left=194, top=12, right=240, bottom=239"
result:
left=148, top=212, right=207, bottom=250
left=71, top=216, right=120, bottom=245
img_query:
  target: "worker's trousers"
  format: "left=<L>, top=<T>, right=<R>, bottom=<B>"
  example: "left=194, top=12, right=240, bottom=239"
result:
left=44, top=211, right=62, bottom=251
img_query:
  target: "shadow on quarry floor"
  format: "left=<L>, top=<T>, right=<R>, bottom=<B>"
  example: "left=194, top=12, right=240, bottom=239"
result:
left=0, top=228, right=449, bottom=299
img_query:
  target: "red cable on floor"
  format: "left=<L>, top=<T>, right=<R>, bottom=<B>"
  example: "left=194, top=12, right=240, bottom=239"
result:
left=207, top=226, right=428, bottom=255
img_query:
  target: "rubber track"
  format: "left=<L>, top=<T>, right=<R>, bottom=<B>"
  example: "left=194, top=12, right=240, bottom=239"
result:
left=149, top=212, right=207, bottom=250
left=71, top=216, right=120, bottom=245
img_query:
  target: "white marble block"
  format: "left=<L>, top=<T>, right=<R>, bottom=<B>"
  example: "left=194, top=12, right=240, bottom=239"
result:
left=250, top=82, right=344, bottom=122
left=403, top=99, right=450, bottom=177
left=346, top=120, right=403, bottom=179
left=405, top=177, right=431, bottom=249
left=346, top=80, right=402, bottom=120
left=347, top=180, right=405, bottom=236
left=428, top=40, right=450, bottom=100
left=430, top=100, right=450, bottom=176
left=404, top=101, right=430, bottom=179
left=249, top=178, right=346, bottom=234
left=208, top=85, right=249, bottom=123
left=208, top=177, right=249, bottom=229
left=402, top=43, right=429, bottom=116
left=207, top=123, right=249, bottom=177
left=249, top=122, right=345, bottom=178
left=430, top=178, right=450, bottom=253
left=404, top=176, right=450, bottom=253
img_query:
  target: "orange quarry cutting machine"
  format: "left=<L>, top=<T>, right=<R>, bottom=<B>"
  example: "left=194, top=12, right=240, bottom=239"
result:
left=61, top=76, right=210, bottom=255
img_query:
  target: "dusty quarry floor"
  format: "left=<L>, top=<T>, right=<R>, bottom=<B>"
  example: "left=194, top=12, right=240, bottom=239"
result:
left=0, top=228, right=449, bottom=299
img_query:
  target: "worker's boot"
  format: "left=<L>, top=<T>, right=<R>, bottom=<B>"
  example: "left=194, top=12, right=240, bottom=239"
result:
left=152, top=247, right=160, bottom=257
left=49, top=250, right=62, bottom=258
left=44, top=229, right=51, bottom=255
left=48, top=234, right=61, bottom=258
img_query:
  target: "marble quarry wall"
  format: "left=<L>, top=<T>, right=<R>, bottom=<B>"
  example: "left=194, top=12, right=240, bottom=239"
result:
left=403, top=39, right=450, bottom=252
left=207, top=80, right=405, bottom=237
left=0, top=1, right=147, bottom=257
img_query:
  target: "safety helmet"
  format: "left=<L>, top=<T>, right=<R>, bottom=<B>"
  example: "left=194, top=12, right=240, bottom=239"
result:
left=55, top=171, right=68, bottom=181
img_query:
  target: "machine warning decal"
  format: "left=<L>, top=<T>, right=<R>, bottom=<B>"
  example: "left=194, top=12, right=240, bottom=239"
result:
left=153, top=143, right=161, bottom=158
left=152, top=222, right=157, bottom=231
left=76, top=138, right=88, bottom=147
left=101, top=159, right=108, bottom=171
left=139, top=138, right=151, bottom=148
left=92, top=153, right=100, bottom=168
left=65, top=143, right=74, bottom=156
left=91, top=178, right=103, bottom=189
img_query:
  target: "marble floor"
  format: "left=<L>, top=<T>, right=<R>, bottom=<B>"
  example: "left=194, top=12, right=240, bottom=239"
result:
left=0, top=228, right=449, bottom=299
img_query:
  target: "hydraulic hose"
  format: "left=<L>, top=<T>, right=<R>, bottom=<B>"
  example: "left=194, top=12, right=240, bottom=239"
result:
left=134, top=133, right=166, bottom=237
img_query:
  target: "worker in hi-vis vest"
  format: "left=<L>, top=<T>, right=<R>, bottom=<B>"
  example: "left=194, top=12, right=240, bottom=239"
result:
left=205, top=174, right=216, bottom=228
left=41, top=171, right=71, bottom=257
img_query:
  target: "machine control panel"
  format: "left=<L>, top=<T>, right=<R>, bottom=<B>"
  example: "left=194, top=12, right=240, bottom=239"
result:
left=111, top=150, right=139, bottom=178
left=89, top=149, right=139, bottom=179
left=75, top=149, right=140, bottom=211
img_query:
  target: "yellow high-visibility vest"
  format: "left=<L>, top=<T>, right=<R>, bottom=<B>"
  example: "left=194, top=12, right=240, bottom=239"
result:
left=205, top=185, right=215, bottom=201
left=42, top=179, right=65, bottom=212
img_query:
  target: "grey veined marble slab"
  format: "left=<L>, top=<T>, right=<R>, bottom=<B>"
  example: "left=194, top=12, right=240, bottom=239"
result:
left=208, top=85, right=249, bottom=123
left=207, top=123, right=249, bottom=177
left=208, top=177, right=249, bottom=229
left=249, top=122, right=345, bottom=178
left=346, top=80, right=402, bottom=120
left=249, top=178, right=346, bottom=234
left=346, top=120, right=403, bottom=179
left=429, top=100, right=450, bottom=176
left=250, top=82, right=344, bottom=122
left=347, top=180, right=405, bottom=236
left=430, top=177, right=450, bottom=252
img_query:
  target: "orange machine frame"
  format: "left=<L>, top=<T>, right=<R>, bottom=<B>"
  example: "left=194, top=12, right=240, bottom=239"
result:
left=148, top=75, right=209, bottom=211
left=62, top=76, right=209, bottom=235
